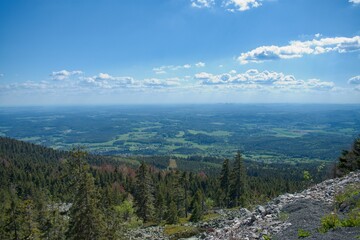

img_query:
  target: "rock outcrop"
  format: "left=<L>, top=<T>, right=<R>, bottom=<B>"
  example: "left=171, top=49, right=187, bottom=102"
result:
left=127, top=171, right=360, bottom=240
left=203, top=171, right=360, bottom=240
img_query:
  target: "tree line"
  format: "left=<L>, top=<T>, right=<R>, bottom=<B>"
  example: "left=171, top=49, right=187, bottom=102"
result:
left=1, top=136, right=357, bottom=239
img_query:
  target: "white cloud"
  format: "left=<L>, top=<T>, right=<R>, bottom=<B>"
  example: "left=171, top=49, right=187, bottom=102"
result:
left=0, top=73, right=4, bottom=78
left=195, top=62, right=206, bottom=67
left=50, top=70, right=83, bottom=80
left=238, top=36, right=360, bottom=64
left=3, top=81, right=52, bottom=90
left=349, top=0, right=360, bottom=4
left=152, top=67, right=167, bottom=75
left=96, top=73, right=112, bottom=80
left=191, top=0, right=215, bottom=8
left=195, top=69, right=335, bottom=91
left=153, top=64, right=193, bottom=74
left=142, top=78, right=180, bottom=88
left=224, top=0, right=262, bottom=12
left=348, top=75, right=360, bottom=85
left=0, top=69, right=338, bottom=96
left=82, top=73, right=134, bottom=89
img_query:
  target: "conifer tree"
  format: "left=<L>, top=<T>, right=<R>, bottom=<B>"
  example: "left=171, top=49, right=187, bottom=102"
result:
left=41, top=206, right=67, bottom=240
left=181, top=172, right=190, bottom=218
left=134, top=162, right=155, bottom=222
left=155, top=185, right=166, bottom=223
left=229, top=151, right=248, bottom=207
left=172, top=171, right=185, bottom=218
left=219, top=158, right=230, bottom=207
left=336, top=137, right=360, bottom=176
left=190, top=190, right=203, bottom=222
left=66, top=149, right=105, bottom=240
left=3, top=198, right=23, bottom=240
left=166, top=200, right=179, bottom=224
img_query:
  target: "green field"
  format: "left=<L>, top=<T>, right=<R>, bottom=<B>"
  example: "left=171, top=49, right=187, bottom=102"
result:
left=0, top=104, right=359, bottom=162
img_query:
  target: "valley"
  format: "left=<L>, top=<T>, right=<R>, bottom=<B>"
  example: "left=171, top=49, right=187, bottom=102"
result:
left=1, top=104, right=359, bottom=163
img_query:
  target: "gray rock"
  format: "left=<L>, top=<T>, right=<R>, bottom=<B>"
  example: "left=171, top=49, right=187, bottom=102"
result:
left=256, top=205, right=266, bottom=216
left=202, top=171, right=360, bottom=240
left=240, top=208, right=252, bottom=217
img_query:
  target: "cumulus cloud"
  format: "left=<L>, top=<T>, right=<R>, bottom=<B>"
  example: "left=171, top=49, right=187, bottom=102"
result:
left=349, top=0, right=360, bottom=4
left=1, top=69, right=339, bottom=95
left=81, top=73, right=134, bottom=89
left=224, top=0, right=262, bottom=12
left=195, top=69, right=335, bottom=91
left=50, top=70, right=83, bottom=80
left=195, top=62, right=206, bottom=67
left=348, top=75, right=360, bottom=85
left=191, top=0, right=215, bottom=8
left=238, top=36, right=360, bottom=64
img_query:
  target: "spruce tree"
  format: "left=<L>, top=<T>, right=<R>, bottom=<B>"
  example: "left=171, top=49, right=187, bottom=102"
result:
left=172, top=171, right=185, bottom=218
left=166, top=200, right=179, bottom=224
left=219, top=158, right=230, bottom=207
left=66, top=149, right=105, bottom=240
left=190, top=190, right=203, bottom=222
left=229, top=151, right=248, bottom=207
left=181, top=172, right=190, bottom=218
left=155, top=185, right=166, bottom=223
left=134, top=162, right=155, bottom=222
left=337, top=137, right=360, bottom=176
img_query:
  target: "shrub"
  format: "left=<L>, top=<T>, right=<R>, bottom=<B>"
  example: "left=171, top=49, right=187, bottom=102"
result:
left=341, top=211, right=360, bottom=227
left=298, top=228, right=311, bottom=238
left=319, top=213, right=341, bottom=233
left=164, top=225, right=200, bottom=239
left=262, top=234, right=271, bottom=240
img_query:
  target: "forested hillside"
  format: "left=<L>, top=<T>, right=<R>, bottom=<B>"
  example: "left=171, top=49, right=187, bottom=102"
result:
left=0, top=136, right=352, bottom=239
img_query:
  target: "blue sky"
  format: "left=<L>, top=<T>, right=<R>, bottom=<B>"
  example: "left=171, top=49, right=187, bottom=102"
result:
left=0, top=0, right=360, bottom=105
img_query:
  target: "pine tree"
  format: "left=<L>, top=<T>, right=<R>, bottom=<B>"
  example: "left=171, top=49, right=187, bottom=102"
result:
left=2, top=197, right=41, bottom=240
left=219, top=158, right=230, bottom=207
left=172, top=171, right=185, bottom=218
left=3, top=198, right=23, bottom=240
left=181, top=172, right=190, bottom=218
left=66, top=149, right=105, bottom=240
left=134, top=162, right=155, bottom=222
left=190, top=190, right=203, bottom=222
left=166, top=200, right=178, bottom=224
left=155, top=185, right=166, bottom=223
left=229, top=151, right=248, bottom=207
left=337, top=137, right=360, bottom=176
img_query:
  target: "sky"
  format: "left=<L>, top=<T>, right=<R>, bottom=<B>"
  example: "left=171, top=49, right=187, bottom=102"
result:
left=0, top=0, right=360, bottom=105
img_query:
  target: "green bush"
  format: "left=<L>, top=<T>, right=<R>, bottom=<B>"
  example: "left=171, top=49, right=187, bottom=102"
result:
left=262, top=234, right=271, bottom=240
left=319, top=213, right=341, bottom=233
left=341, top=211, right=360, bottom=227
left=335, top=184, right=360, bottom=207
left=298, top=228, right=311, bottom=238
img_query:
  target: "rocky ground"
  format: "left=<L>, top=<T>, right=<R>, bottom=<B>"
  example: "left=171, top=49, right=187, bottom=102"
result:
left=127, top=171, right=360, bottom=240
